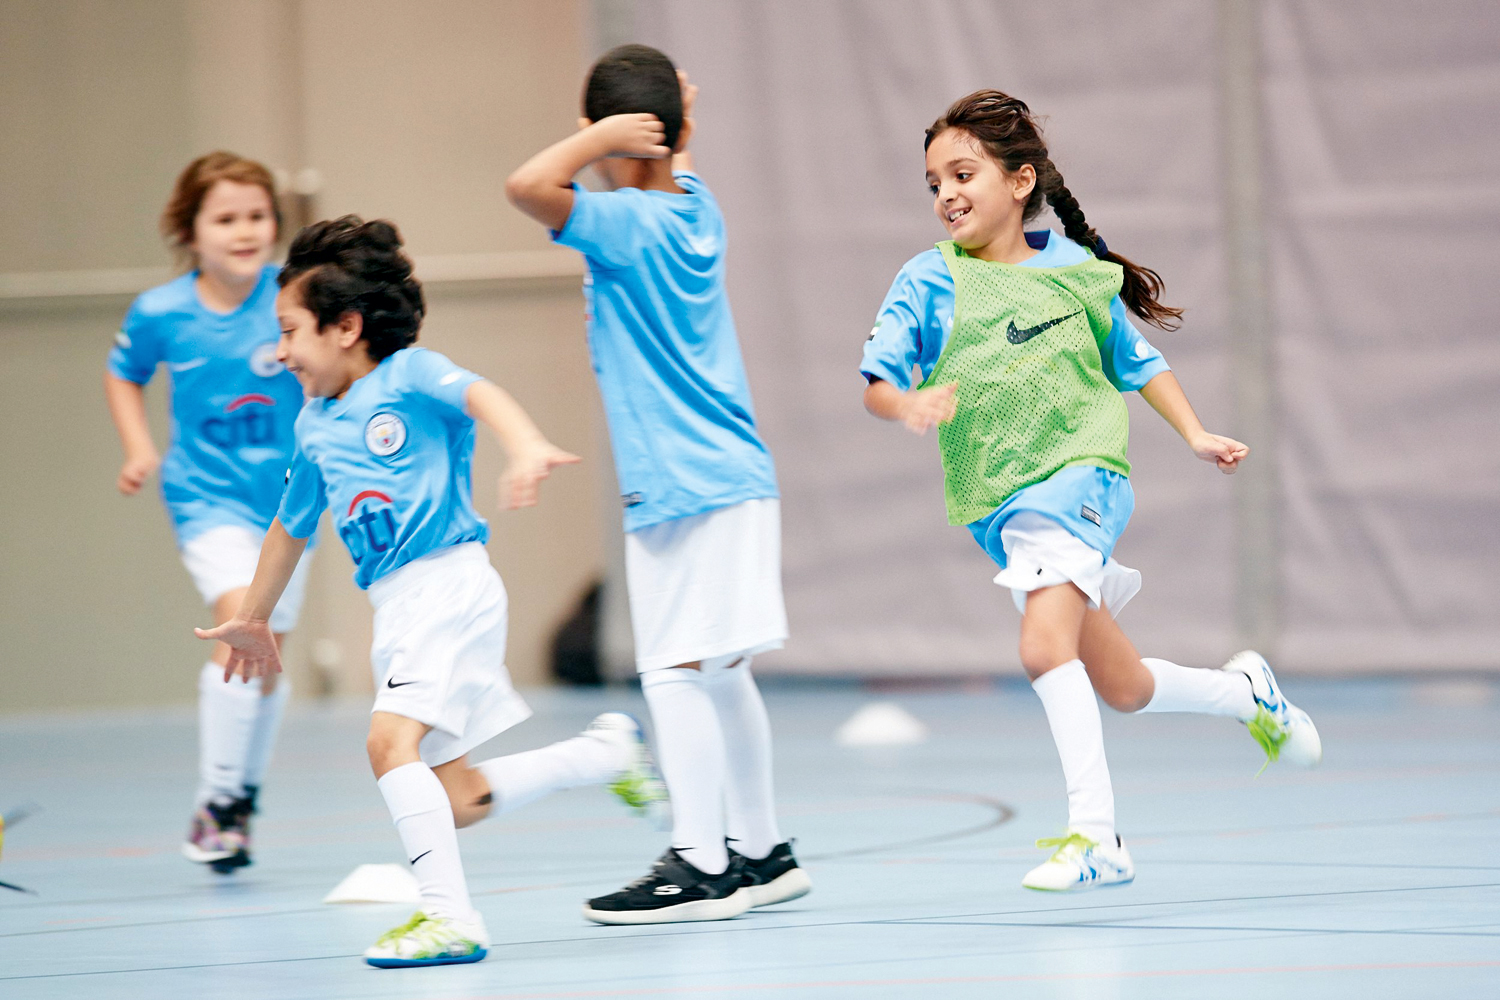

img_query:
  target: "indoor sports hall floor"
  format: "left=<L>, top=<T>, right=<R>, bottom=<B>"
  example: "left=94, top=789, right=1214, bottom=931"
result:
left=2, top=677, right=1498, bottom=999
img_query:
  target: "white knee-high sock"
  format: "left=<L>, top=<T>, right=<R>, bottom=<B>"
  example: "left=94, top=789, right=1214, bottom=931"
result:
left=641, top=667, right=728, bottom=875
left=476, top=733, right=626, bottom=815
left=1031, top=659, right=1115, bottom=843
left=1138, top=657, right=1256, bottom=720
left=241, top=677, right=290, bottom=793
left=703, top=662, right=782, bottom=860
left=196, top=662, right=262, bottom=807
left=377, top=762, right=474, bottom=922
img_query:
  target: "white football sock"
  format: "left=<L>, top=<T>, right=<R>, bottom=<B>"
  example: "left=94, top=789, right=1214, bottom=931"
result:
left=241, top=676, right=290, bottom=793
left=377, top=762, right=474, bottom=922
left=1031, top=659, right=1115, bottom=844
left=196, top=662, right=262, bottom=807
left=476, top=732, right=626, bottom=815
left=703, top=660, right=782, bottom=861
left=641, top=666, right=728, bottom=875
left=1138, top=657, right=1256, bottom=720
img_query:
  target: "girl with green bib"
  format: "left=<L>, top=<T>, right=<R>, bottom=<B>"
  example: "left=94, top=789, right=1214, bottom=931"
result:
left=860, top=91, right=1322, bottom=892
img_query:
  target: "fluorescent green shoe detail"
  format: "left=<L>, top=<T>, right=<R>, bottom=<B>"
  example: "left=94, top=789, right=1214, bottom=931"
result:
left=1022, top=829, right=1134, bottom=891
left=1245, top=705, right=1288, bottom=775
left=364, top=910, right=488, bottom=968
left=587, top=713, right=671, bottom=829
left=1035, top=831, right=1097, bottom=858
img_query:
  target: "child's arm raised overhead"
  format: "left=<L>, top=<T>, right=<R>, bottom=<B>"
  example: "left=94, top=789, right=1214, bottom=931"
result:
left=465, top=380, right=581, bottom=509
left=505, top=116, right=672, bottom=231
left=1138, top=371, right=1249, bottom=474
left=103, top=373, right=161, bottom=495
left=194, top=521, right=308, bottom=681
left=672, top=71, right=698, bottom=175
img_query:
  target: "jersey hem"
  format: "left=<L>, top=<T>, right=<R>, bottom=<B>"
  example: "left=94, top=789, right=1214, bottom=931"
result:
left=623, top=486, right=780, bottom=533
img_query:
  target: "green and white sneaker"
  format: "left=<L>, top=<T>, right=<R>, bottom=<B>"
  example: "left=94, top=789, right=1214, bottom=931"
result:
left=364, top=910, right=488, bottom=968
left=1021, top=830, right=1135, bottom=892
left=586, top=713, right=671, bottom=830
left=1226, top=651, right=1322, bottom=772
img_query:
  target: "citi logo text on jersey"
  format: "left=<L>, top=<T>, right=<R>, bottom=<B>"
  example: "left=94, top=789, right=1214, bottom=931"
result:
left=201, top=394, right=278, bottom=449
left=342, top=490, right=398, bottom=564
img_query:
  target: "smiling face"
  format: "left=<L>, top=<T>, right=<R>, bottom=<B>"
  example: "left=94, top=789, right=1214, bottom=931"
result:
left=191, top=180, right=276, bottom=285
left=275, top=279, right=365, bottom=398
left=925, top=129, right=1035, bottom=257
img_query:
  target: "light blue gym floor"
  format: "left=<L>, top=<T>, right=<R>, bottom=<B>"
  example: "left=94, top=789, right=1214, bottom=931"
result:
left=2, top=677, right=1498, bottom=999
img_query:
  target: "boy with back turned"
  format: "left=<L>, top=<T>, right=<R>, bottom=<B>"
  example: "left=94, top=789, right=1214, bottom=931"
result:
left=507, top=45, right=810, bottom=924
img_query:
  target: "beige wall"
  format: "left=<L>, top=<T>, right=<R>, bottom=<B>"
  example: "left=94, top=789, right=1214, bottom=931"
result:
left=0, top=0, right=605, bottom=712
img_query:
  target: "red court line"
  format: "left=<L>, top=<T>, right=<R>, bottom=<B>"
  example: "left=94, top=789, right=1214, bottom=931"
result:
left=443, top=961, right=1500, bottom=999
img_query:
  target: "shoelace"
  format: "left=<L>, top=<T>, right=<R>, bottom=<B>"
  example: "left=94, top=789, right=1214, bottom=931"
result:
left=1245, top=705, right=1288, bottom=775
left=1034, top=832, right=1097, bottom=861
left=374, top=912, right=429, bottom=947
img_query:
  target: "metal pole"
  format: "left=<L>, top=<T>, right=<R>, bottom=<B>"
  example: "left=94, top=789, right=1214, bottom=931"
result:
left=1217, top=0, right=1279, bottom=654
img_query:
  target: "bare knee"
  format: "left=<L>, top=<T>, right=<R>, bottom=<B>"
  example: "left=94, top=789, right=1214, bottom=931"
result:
left=1018, top=632, right=1078, bottom=680
left=366, top=713, right=426, bottom=778
left=1096, top=679, right=1152, bottom=714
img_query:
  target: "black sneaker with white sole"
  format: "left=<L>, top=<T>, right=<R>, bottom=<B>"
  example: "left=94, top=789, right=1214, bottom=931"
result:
left=583, top=848, right=752, bottom=925
left=728, top=841, right=812, bottom=907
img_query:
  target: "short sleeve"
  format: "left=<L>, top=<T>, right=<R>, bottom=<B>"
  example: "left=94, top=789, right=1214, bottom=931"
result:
left=106, top=299, right=163, bottom=384
left=1099, top=296, right=1170, bottom=392
left=860, top=272, right=925, bottom=391
left=398, top=348, right=482, bottom=418
left=276, top=445, right=326, bottom=539
left=552, top=184, right=647, bottom=269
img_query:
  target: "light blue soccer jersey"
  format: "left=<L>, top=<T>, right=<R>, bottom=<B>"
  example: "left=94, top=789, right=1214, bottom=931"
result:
left=553, top=170, right=778, bottom=532
left=107, top=265, right=305, bottom=546
left=859, top=231, right=1171, bottom=569
left=276, top=347, right=486, bottom=590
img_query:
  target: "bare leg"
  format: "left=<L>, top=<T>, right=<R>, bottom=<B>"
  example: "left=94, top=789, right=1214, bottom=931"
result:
left=1077, top=603, right=1155, bottom=712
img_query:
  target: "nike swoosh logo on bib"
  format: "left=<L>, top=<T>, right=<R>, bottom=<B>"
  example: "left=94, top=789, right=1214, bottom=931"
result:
left=1006, top=310, right=1081, bottom=345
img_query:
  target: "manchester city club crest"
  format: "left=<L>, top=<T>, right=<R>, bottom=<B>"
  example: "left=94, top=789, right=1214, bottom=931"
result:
left=365, top=412, right=407, bottom=457
left=250, top=342, right=284, bottom=377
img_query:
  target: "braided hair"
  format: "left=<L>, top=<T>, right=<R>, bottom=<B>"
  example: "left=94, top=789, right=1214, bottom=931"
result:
left=278, top=216, right=426, bottom=359
left=925, top=90, right=1183, bottom=330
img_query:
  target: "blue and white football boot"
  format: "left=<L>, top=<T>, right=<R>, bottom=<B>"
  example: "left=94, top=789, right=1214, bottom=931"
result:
left=1225, top=650, right=1322, bottom=772
left=1022, top=830, right=1135, bottom=892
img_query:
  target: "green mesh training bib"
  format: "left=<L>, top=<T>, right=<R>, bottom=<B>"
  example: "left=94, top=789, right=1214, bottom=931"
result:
left=922, top=240, right=1131, bottom=525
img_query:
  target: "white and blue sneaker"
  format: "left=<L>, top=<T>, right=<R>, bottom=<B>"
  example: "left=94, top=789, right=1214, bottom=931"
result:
left=1022, top=831, right=1135, bottom=892
left=363, top=910, right=488, bottom=968
left=585, top=713, right=671, bottom=831
left=1225, top=650, right=1322, bottom=772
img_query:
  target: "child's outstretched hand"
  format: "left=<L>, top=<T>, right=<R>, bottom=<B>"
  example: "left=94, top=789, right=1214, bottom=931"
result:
left=117, top=450, right=160, bottom=495
left=500, top=443, right=582, bottom=510
left=593, top=113, right=672, bottom=159
left=195, top=617, right=281, bottom=682
left=1190, top=432, right=1249, bottom=474
left=900, top=383, right=958, bottom=435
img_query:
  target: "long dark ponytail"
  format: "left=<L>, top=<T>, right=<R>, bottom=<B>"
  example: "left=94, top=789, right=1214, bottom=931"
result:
left=925, top=90, right=1183, bottom=330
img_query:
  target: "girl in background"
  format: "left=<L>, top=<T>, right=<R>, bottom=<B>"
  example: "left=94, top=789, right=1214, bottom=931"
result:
left=861, top=92, right=1321, bottom=891
left=104, top=152, right=314, bottom=873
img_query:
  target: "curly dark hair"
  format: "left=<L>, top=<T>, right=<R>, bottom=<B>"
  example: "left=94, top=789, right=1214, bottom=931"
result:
left=584, top=44, right=683, bottom=150
left=927, top=90, right=1183, bottom=330
left=278, top=216, right=425, bottom=360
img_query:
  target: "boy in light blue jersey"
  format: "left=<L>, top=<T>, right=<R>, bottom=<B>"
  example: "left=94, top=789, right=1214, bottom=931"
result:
left=200, top=217, right=666, bottom=968
left=104, top=153, right=315, bottom=874
left=508, top=46, right=808, bottom=924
